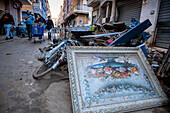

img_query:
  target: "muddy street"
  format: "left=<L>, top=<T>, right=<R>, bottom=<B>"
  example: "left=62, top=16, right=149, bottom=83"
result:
left=0, top=37, right=169, bottom=113
left=0, top=37, right=72, bottom=113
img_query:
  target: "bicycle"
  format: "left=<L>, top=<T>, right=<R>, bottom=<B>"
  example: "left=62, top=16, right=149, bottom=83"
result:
left=33, top=28, right=82, bottom=79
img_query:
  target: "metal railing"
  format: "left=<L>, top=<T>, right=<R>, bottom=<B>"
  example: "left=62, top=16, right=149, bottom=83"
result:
left=75, top=4, right=89, bottom=11
left=87, top=0, right=101, bottom=6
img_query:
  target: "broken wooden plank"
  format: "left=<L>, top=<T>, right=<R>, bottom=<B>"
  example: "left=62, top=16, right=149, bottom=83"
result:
left=157, top=46, right=170, bottom=77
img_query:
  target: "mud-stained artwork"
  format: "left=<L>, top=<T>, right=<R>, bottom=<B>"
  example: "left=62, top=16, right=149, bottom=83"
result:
left=67, top=47, right=168, bottom=113
left=77, top=54, right=158, bottom=108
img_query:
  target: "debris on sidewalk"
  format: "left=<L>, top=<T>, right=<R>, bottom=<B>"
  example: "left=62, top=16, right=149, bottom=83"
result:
left=157, top=46, right=170, bottom=77
left=95, top=22, right=127, bottom=32
left=147, top=47, right=166, bottom=73
left=80, top=32, right=121, bottom=46
left=108, top=18, right=152, bottom=46
left=67, top=18, right=152, bottom=47
left=146, top=46, right=170, bottom=98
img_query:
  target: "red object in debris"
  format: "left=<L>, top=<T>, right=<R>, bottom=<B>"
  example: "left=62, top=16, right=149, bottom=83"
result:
left=59, top=59, right=62, bottom=63
left=108, top=39, right=114, bottom=44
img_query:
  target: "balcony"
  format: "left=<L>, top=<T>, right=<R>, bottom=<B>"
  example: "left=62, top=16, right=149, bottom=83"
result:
left=33, top=3, right=41, bottom=14
left=100, top=0, right=112, bottom=7
left=33, top=2, right=47, bottom=19
left=19, top=0, right=32, bottom=5
left=63, top=4, right=89, bottom=22
left=74, top=4, right=89, bottom=14
left=87, top=0, right=101, bottom=7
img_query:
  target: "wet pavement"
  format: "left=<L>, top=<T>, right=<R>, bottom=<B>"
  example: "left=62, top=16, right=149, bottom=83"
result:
left=0, top=35, right=169, bottom=113
left=0, top=36, right=71, bottom=113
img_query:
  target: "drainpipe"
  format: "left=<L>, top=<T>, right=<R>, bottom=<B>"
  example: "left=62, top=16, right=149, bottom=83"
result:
left=110, top=0, right=116, bottom=22
left=106, top=2, right=110, bottom=18
left=98, top=5, right=102, bottom=23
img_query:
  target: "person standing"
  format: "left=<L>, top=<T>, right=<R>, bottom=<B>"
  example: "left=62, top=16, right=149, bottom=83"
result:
left=35, top=14, right=43, bottom=25
left=34, top=14, right=43, bottom=34
left=46, top=16, right=54, bottom=40
left=24, top=10, right=34, bottom=40
left=1, top=9, right=15, bottom=40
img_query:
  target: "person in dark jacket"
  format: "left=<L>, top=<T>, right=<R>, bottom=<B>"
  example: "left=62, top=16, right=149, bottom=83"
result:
left=46, top=16, right=54, bottom=40
left=1, top=9, right=15, bottom=40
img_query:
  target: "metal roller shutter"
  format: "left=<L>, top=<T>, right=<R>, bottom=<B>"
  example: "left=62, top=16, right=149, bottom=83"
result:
left=156, top=0, right=170, bottom=48
left=117, top=0, right=142, bottom=25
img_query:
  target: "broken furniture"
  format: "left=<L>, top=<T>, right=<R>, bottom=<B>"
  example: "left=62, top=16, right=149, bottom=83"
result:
left=108, top=19, right=152, bottom=46
left=80, top=32, right=121, bottom=46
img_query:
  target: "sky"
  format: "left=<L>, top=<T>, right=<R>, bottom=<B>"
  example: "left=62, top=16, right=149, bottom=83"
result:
left=48, top=0, right=63, bottom=18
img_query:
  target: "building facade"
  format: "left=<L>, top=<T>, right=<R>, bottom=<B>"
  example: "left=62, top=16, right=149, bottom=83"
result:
left=87, top=0, right=170, bottom=48
left=61, top=0, right=92, bottom=27
left=46, top=0, right=51, bottom=17
left=33, top=0, right=48, bottom=20
left=22, top=0, right=48, bottom=22
left=0, top=0, right=32, bottom=25
left=0, top=0, right=32, bottom=34
left=59, top=6, right=63, bottom=27
left=21, top=4, right=33, bottom=21
left=52, top=18, right=59, bottom=27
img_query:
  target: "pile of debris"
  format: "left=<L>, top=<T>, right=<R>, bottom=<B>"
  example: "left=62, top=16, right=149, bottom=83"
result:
left=147, top=48, right=166, bottom=73
left=66, top=18, right=170, bottom=98
left=69, top=18, right=152, bottom=47
left=147, top=46, right=170, bottom=97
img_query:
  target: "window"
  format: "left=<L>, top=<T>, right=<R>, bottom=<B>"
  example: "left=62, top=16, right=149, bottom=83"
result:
left=71, top=1, right=73, bottom=9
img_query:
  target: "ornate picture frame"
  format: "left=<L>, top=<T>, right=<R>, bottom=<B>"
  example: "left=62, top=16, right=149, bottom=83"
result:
left=67, top=46, right=168, bottom=113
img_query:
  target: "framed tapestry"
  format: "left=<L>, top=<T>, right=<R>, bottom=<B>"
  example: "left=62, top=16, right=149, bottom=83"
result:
left=67, top=46, right=168, bottom=113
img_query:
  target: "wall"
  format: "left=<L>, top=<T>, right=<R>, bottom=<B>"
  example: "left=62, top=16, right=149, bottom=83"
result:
left=140, top=0, right=161, bottom=45
left=0, top=0, right=5, bottom=18
left=88, top=7, right=93, bottom=25
left=46, top=0, right=51, bottom=16
left=52, top=18, right=59, bottom=27
left=91, top=5, right=99, bottom=24
left=60, top=6, right=63, bottom=27
left=0, top=0, right=5, bottom=11
left=22, top=5, right=34, bottom=11
left=140, top=0, right=160, bottom=32
left=22, top=5, right=34, bottom=20
left=8, top=0, right=22, bottom=25
left=76, top=15, right=88, bottom=26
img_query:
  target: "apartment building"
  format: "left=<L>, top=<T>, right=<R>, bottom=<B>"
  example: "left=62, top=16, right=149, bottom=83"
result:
left=47, top=0, right=51, bottom=17
left=33, top=0, right=48, bottom=20
left=52, top=18, right=60, bottom=27
left=87, top=0, right=170, bottom=48
left=60, top=0, right=92, bottom=27
left=59, top=6, right=63, bottom=27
